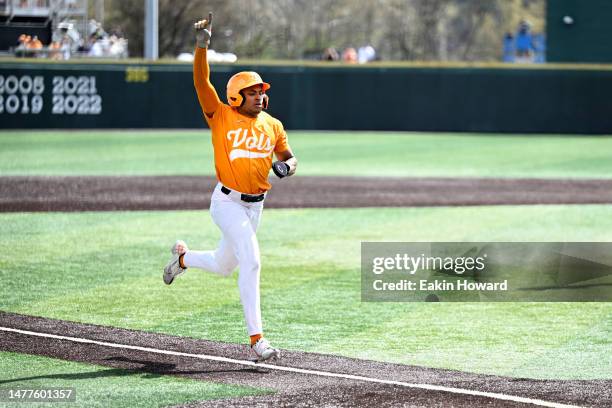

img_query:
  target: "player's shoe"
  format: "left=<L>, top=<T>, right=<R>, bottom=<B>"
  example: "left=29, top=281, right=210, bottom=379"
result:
left=163, top=240, right=188, bottom=285
left=251, top=338, right=281, bottom=362
left=171, top=240, right=188, bottom=256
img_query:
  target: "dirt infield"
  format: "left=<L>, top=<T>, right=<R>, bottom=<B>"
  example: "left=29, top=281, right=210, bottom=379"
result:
left=1, top=176, right=612, bottom=211
left=0, top=312, right=609, bottom=407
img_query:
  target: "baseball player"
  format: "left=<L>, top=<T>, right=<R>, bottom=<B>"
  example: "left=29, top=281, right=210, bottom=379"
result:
left=163, top=12, right=297, bottom=362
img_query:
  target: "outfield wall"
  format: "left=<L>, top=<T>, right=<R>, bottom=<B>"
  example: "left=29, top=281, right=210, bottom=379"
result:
left=547, top=0, right=612, bottom=63
left=1, top=60, right=611, bottom=134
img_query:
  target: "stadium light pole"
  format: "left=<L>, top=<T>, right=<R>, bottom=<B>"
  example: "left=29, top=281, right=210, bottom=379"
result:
left=145, top=0, right=158, bottom=60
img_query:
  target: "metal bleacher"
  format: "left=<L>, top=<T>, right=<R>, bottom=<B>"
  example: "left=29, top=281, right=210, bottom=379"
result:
left=0, top=0, right=88, bottom=51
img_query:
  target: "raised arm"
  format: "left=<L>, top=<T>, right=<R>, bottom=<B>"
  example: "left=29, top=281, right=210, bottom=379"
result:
left=193, top=13, right=221, bottom=118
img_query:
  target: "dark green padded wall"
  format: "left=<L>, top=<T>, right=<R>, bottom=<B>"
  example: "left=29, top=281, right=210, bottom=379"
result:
left=1, top=61, right=611, bottom=134
left=547, top=0, right=612, bottom=63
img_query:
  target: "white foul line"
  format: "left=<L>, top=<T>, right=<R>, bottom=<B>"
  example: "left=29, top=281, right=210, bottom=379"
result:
left=0, top=326, right=580, bottom=408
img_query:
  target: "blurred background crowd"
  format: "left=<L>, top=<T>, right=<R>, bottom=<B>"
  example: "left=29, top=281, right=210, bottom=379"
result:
left=15, top=19, right=127, bottom=59
left=1, top=0, right=545, bottom=63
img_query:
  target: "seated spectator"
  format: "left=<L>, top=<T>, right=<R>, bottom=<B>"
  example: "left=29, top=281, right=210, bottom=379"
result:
left=532, top=33, right=546, bottom=63
left=88, top=34, right=105, bottom=57
left=502, top=32, right=515, bottom=62
left=27, top=36, right=43, bottom=57
left=53, top=21, right=79, bottom=59
left=342, top=47, right=357, bottom=63
left=108, top=35, right=128, bottom=58
left=321, top=47, right=339, bottom=61
left=357, top=45, right=376, bottom=64
left=28, top=36, right=43, bottom=49
left=16, top=34, right=28, bottom=49
left=49, top=41, right=62, bottom=60
left=15, top=34, right=29, bottom=57
left=515, top=20, right=534, bottom=62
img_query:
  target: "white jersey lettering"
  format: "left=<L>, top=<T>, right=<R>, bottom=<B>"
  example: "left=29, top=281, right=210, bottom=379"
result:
left=226, top=128, right=273, bottom=162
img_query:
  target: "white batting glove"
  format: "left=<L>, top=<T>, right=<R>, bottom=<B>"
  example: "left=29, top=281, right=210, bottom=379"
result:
left=194, top=12, right=213, bottom=49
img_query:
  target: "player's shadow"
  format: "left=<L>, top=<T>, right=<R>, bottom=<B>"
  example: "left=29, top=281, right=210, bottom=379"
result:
left=105, top=356, right=266, bottom=375
left=0, top=355, right=265, bottom=385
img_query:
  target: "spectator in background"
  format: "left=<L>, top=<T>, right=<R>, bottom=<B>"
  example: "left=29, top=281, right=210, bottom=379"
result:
left=321, top=47, right=339, bottom=61
left=84, top=19, right=128, bottom=58
left=49, top=40, right=62, bottom=60
left=88, top=33, right=105, bottom=57
left=357, top=45, right=376, bottom=64
left=108, top=35, right=128, bottom=58
left=342, top=47, right=357, bottom=63
left=26, top=35, right=43, bottom=57
left=502, top=33, right=515, bottom=62
left=15, top=34, right=29, bottom=57
left=28, top=36, right=43, bottom=49
left=532, top=33, right=546, bottom=63
left=16, top=34, right=28, bottom=49
left=53, top=21, right=79, bottom=59
left=515, top=20, right=534, bottom=62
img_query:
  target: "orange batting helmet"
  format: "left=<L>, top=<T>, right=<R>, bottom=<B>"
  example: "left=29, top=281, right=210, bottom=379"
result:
left=226, top=71, right=270, bottom=108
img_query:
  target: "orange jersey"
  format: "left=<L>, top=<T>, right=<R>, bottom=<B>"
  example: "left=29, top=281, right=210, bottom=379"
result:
left=193, top=48, right=290, bottom=194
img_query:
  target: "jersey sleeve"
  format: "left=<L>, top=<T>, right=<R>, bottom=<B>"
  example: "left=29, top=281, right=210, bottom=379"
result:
left=273, top=120, right=290, bottom=153
left=193, top=47, right=222, bottom=122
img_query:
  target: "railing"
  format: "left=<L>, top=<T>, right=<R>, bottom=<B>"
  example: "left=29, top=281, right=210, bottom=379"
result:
left=0, top=0, right=86, bottom=17
left=0, top=0, right=50, bottom=17
left=9, top=42, right=129, bottom=59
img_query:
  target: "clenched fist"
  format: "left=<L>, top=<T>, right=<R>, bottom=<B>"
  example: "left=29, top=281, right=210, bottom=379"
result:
left=194, top=12, right=213, bottom=48
left=272, top=161, right=290, bottom=178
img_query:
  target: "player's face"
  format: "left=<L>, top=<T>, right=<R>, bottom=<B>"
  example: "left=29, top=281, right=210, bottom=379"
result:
left=239, top=84, right=265, bottom=117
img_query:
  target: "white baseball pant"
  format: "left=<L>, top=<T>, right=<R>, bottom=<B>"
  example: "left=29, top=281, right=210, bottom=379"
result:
left=182, top=183, right=264, bottom=335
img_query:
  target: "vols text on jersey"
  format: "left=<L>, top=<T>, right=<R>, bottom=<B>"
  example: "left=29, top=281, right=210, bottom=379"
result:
left=227, top=128, right=274, bottom=161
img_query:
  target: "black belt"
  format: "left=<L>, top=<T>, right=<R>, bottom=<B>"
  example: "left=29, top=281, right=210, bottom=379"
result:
left=221, top=186, right=265, bottom=203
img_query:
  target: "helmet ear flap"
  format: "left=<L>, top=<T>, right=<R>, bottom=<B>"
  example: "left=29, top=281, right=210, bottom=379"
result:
left=263, top=94, right=269, bottom=109
left=228, top=92, right=244, bottom=107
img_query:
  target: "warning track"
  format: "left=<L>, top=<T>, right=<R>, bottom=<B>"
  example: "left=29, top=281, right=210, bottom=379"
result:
left=1, top=176, right=612, bottom=212
left=0, top=312, right=609, bottom=407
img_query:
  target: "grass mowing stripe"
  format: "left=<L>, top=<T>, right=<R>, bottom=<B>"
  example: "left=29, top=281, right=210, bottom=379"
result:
left=1, top=130, right=612, bottom=178
left=319, top=302, right=612, bottom=380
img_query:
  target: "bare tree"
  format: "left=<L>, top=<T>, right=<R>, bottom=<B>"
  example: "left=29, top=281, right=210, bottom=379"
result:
left=104, top=0, right=544, bottom=61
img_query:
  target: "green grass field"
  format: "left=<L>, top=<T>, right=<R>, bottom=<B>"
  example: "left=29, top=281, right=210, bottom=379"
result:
left=1, top=130, right=612, bottom=178
left=0, top=130, right=611, bottom=406
left=1, top=207, right=611, bottom=382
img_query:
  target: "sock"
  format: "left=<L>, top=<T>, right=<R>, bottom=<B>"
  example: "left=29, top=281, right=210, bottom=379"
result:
left=250, top=333, right=262, bottom=346
left=179, top=254, right=186, bottom=269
